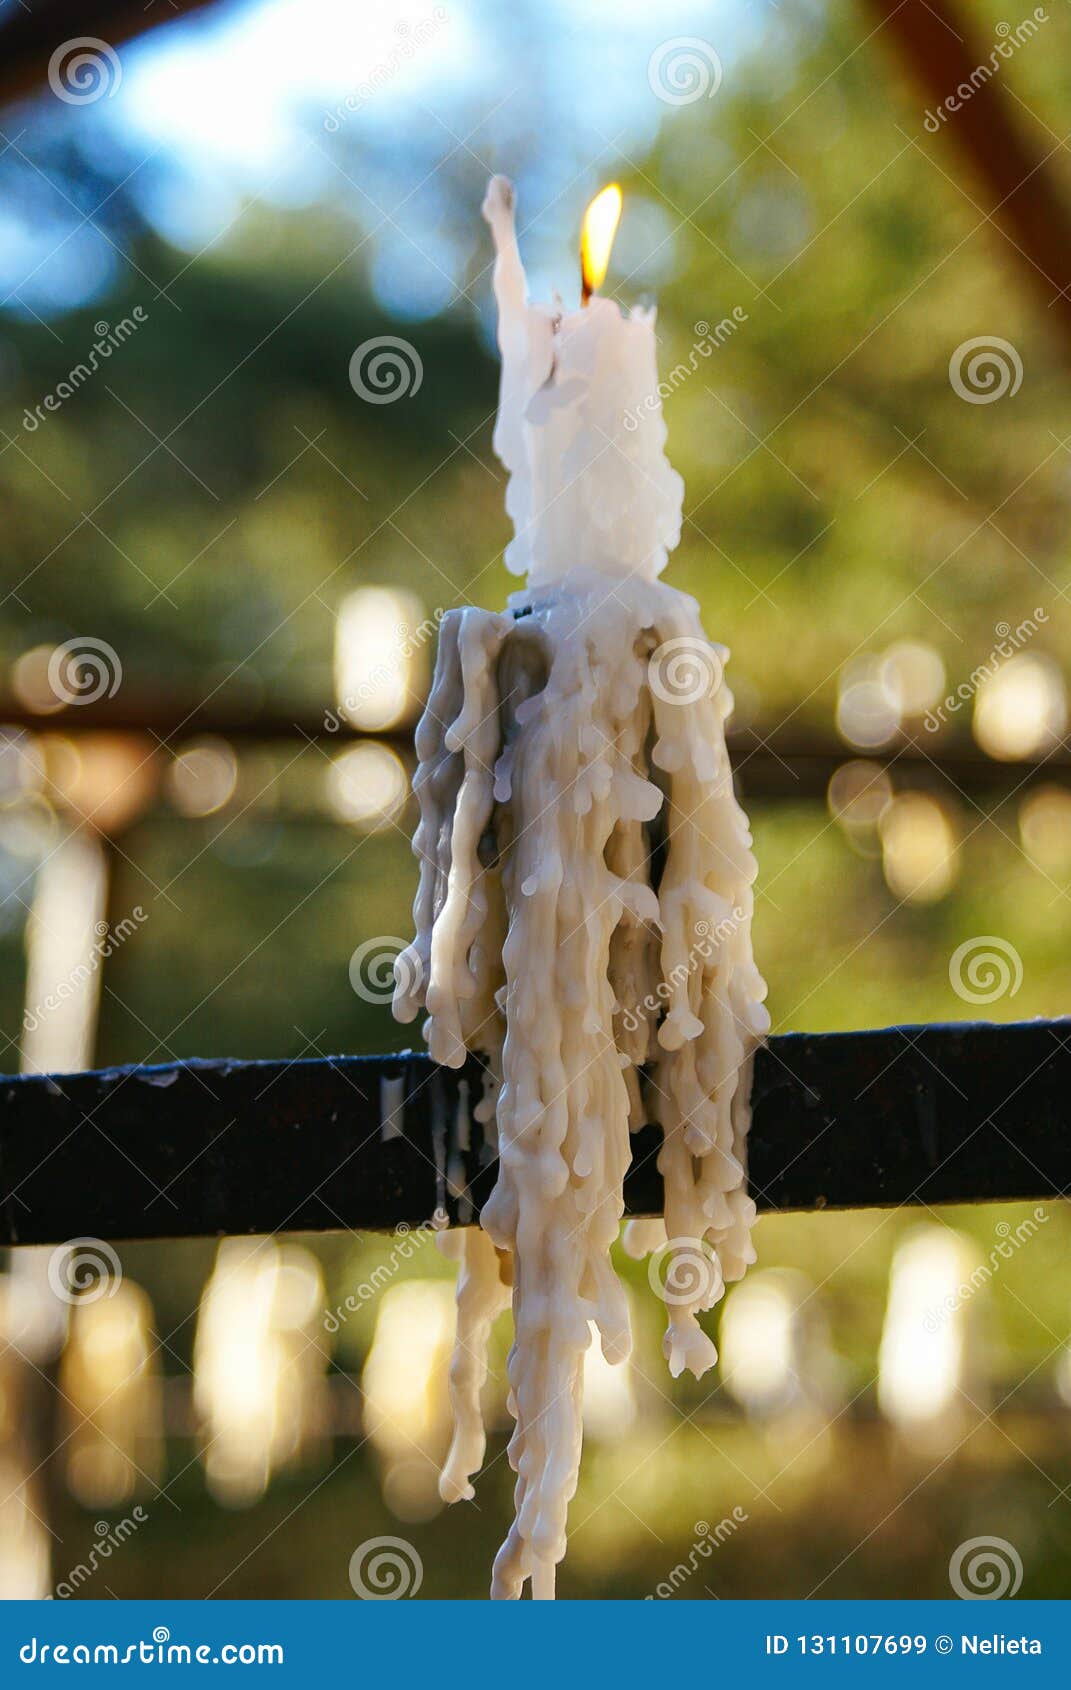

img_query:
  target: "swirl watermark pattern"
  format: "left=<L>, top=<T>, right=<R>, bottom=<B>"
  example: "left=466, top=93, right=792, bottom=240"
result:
left=349, top=1536, right=423, bottom=1599
left=349, top=936, right=422, bottom=1004
left=648, top=38, right=723, bottom=106
left=948, top=936, right=1023, bottom=1005
left=48, top=1239, right=122, bottom=1305
left=949, top=1535, right=1023, bottom=1599
left=48, top=38, right=123, bottom=104
left=647, top=1237, right=721, bottom=1307
left=949, top=336, right=1023, bottom=404
left=47, top=637, right=123, bottom=706
left=349, top=336, right=423, bottom=405
left=649, top=636, right=723, bottom=706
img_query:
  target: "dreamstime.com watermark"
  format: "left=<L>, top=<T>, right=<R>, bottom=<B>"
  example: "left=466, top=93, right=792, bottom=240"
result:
left=323, top=9, right=448, bottom=130
left=645, top=1510, right=749, bottom=1598
left=53, top=1511, right=148, bottom=1600
left=323, top=608, right=444, bottom=732
left=324, top=1218, right=443, bottom=1332
left=922, top=610, right=1048, bottom=731
left=624, top=311, right=748, bottom=433
left=923, top=1209, right=1049, bottom=1334
left=24, top=907, right=147, bottom=1034
left=620, top=910, right=745, bottom=1035
left=949, top=1535, right=1024, bottom=1599
left=23, top=312, right=148, bottom=431
left=924, top=11, right=1048, bottom=132
left=19, top=1631, right=284, bottom=1665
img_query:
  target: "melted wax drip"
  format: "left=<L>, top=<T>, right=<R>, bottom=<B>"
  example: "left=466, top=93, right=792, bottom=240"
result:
left=393, top=574, right=769, bottom=1598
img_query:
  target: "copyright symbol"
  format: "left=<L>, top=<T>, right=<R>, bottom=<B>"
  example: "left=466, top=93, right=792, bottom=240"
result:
left=936, top=1636, right=953, bottom=1655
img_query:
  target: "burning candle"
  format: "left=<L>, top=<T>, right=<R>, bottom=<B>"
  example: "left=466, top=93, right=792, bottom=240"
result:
left=394, top=178, right=767, bottom=1601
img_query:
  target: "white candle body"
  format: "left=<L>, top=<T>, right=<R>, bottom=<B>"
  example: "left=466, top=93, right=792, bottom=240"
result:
left=483, top=176, right=683, bottom=588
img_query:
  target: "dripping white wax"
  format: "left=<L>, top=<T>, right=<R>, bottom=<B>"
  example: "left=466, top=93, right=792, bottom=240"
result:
left=392, top=180, right=769, bottom=1601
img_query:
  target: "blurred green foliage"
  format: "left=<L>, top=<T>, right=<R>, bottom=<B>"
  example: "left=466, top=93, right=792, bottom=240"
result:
left=2, top=0, right=1071, bottom=1602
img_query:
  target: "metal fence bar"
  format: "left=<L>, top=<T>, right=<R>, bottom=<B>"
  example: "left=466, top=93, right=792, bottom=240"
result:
left=1, top=1018, right=1068, bottom=1245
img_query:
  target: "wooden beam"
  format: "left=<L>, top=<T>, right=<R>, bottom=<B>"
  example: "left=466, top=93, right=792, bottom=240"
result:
left=861, top=0, right=1071, bottom=345
left=1, top=1019, right=1068, bottom=1244
left=3, top=697, right=1067, bottom=803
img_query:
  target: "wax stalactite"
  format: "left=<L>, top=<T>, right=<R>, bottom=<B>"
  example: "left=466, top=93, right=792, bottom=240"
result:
left=392, top=177, right=769, bottom=1600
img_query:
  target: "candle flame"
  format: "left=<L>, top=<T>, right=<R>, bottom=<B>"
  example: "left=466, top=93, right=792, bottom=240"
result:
left=580, top=184, right=622, bottom=304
